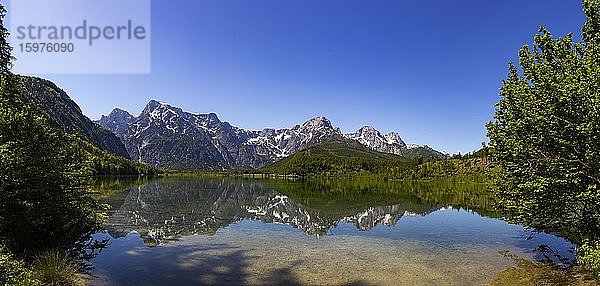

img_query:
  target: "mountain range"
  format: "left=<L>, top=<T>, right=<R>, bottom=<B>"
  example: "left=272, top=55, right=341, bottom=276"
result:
left=9, top=75, right=446, bottom=172
left=97, top=100, right=446, bottom=170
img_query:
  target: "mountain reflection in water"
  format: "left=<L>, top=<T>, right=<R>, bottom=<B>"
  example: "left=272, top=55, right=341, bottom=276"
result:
left=101, top=178, right=492, bottom=245
left=90, top=177, right=585, bottom=286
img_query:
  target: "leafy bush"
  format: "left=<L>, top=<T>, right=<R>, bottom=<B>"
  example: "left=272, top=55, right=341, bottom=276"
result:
left=579, top=240, right=600, bottom=274
left=0, top=245, right=39, bottom=286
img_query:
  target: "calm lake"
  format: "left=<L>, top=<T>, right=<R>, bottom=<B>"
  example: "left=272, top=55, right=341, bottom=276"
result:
left=88, top=177, right=576, bottom=285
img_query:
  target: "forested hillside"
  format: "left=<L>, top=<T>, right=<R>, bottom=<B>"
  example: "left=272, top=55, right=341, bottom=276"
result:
left=18, top=76, right=130, bottom=159
left=260, top=138, right=488, bottom=180
left=3, top=76, right=158, bottom=176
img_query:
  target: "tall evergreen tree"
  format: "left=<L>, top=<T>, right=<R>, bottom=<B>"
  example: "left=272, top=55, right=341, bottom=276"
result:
left=0, top=5, right=11, bottom=74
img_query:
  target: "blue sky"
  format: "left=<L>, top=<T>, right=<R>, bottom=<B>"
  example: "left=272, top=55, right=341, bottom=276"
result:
left=9, top=0, right=588, bottom=154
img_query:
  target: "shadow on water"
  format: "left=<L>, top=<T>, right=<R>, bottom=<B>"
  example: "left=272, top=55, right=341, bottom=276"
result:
left=89, top=229, right=371, bottom=286
left=257, top=260, right=374, bottom=286
left=92, top=241, right=248, bottom=285
left=259, top=260, right=308, bottom=286
left=91, top=236, right=370, bottom=286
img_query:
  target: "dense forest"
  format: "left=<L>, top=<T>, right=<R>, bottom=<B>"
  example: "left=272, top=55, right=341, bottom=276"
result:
left=259, top=138, right=489, bottom=182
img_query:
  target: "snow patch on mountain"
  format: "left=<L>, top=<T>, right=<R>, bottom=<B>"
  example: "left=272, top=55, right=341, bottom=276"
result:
left=98, top=100, right=445, bottom=169
left=344, top=126, right=407, bottom=155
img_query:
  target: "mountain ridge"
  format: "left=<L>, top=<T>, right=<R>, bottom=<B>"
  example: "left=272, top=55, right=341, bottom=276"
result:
left=18, top=76, right=130, bottom=159
left=5, top=75, right=158, bottom=175
left=97, top=100, right=446, bottom=170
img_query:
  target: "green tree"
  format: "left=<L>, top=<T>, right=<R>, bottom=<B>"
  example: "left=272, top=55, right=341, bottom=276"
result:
left=0, top=3, right=102, bottom=259
left=487, top=0, right=600, bottom=272
left=0, top=5, right=11, bottom=74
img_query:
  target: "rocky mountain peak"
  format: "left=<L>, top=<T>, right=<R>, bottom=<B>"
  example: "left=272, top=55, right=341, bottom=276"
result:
left=97, top=108, right=136, bottom=141
left=302, top=116, right=333, bottom=129
left=141, top=100, right=182, bottom=116
left=384, top=132, right=406, bottom=147
left=291, top=116, right=342, bottom=143
left=108, top=107, right=132, bottom=117
left=357, top=125, right=380, bottom=135
left=143, top=99, right=163, bottom=111
left=205, top=112, right=220, bottom=123
left=345, top=126, right=409, bottom=155
left=101, top=108, right=134, bottom=124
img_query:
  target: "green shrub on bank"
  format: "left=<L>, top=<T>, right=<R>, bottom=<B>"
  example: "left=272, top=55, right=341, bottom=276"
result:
left=0, top=246, right=90, bottom=286
left=579, top=240, right=600, bottom=275
left=0, top=245, right=38, bottom=286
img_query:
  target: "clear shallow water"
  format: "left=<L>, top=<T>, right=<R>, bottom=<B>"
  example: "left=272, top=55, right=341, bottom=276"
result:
left=89, top=178, right=575, bottom=285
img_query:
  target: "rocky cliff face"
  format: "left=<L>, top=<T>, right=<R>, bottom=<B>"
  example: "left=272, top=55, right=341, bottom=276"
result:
left=98, top=100, right=446, bottom=169
left=97, top=108, right=135, bottom=138
left=98, top=101, right=342, bottom=169
left=344, top=126, right=447, bottom=158
left=345, top=126, right=407, bottom=155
